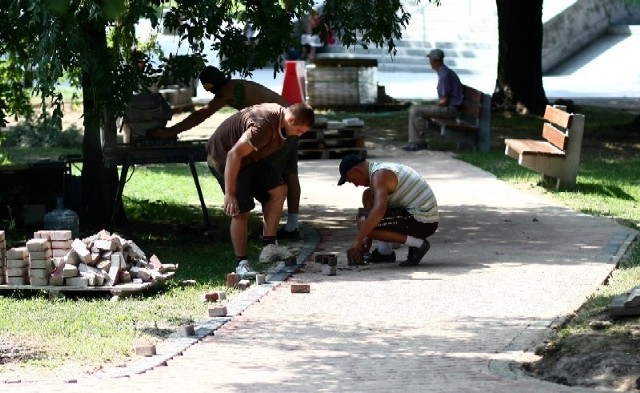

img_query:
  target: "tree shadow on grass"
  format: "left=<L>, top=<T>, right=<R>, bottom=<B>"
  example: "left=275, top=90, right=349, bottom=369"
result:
left=574, top=182, right=635, bottom=201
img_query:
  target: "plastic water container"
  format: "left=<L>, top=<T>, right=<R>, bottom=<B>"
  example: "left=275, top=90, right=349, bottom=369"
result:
left=43, top=197, right=79, bottom=239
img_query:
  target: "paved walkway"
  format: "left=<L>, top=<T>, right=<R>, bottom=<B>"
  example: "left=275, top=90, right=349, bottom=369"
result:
left=5, top=147, right=637, bottom=392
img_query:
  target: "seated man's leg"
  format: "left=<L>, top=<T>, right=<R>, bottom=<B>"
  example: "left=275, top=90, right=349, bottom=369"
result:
left=405, top=104, right=447, bottom=150
left=407, top=105, right=428, bottom=144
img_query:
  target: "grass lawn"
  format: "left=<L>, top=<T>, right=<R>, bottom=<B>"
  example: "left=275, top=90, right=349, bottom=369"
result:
left=0, top=102, right=639, bottom=377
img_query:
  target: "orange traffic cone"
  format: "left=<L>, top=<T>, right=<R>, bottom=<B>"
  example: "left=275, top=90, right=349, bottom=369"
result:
left=281, top=61, right=305, bottom=104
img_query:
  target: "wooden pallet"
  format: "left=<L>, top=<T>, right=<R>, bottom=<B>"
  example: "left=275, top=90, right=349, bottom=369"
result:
left=299, top=117, right=368, bottom=160
left=0, top=272, right=174, bottom=298
left=298, top=147, right=368, bottom=160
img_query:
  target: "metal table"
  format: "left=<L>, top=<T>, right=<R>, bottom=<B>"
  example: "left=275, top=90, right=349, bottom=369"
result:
left=102, top=139, right=211, bottom=231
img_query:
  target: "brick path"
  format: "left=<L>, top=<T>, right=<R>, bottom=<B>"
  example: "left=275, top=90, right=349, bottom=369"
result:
left=3, top=151, right=636, bottom=393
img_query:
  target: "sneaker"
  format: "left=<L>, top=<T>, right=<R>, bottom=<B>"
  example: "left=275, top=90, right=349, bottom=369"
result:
left=401, top=142, right=428, bottom=152
left=259, top=243, right=295, bottom=263
left=400, top=239, right=431, bottom=266
left=277, top=226, right=301, bottom=240
left=365, top=248, right=396, bottom=263
left=236, top=260, right=258, bottom=279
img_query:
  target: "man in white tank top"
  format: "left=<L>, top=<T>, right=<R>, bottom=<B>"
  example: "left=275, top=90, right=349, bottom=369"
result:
left=337, top=154, right=439, bottom=266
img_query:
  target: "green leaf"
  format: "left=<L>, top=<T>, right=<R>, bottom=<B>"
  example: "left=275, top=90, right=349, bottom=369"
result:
left=103, top=0, right=126, bottom=20
left=47, top=0, right=69, bottom=15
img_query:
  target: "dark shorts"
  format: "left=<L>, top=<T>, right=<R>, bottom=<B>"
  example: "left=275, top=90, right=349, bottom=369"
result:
left=368, top=207, right=438, bottom=239
left=208, top=160, right=285, bottom=213
left=263, top=137, right=299, bottom=176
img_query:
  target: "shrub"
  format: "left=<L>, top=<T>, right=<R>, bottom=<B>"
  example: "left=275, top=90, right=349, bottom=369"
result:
left=3, top=121, right=82, bottom=148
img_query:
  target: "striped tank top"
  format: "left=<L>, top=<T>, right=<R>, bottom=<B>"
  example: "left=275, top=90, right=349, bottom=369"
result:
left=369, top=162, right=439, bottom=223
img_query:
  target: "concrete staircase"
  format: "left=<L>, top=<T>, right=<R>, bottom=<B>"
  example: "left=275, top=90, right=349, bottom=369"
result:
left=319, top=0, right=498, bottom=75
left=317, top=0, right=640, bottom=79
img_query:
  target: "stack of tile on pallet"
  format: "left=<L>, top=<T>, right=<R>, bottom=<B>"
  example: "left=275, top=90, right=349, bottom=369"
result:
left=6, top=246, right=29, bottom=285
left=26, top=238, right=53, bottom=286
left=0, top=231, right=5, bottom=285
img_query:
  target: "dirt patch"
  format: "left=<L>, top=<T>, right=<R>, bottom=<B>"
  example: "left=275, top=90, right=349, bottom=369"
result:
left=523, top=331, right=640, bottom=391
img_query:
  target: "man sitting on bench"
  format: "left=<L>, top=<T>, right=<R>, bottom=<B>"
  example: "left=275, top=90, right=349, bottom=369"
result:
left=404, top=48, right=464, bottom=152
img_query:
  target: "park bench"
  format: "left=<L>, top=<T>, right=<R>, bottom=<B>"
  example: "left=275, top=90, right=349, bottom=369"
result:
left=504, top=104, right=585, bottom=191
left=428, top=85, right=491, bottom=152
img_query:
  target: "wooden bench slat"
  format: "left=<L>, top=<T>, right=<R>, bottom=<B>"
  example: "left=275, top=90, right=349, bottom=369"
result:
left=462, top=85, right=482, bottom=102
left=504, top=138, right=565, bottom=156
left=542, top=122, right=568, bottom=150
left=460, top=101, right=481, bottom=119
left=544, top=105, right=573, bottom=129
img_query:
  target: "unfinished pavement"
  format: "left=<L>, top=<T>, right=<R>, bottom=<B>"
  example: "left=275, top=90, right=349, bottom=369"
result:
left=4, top=147, right=637, bottom=393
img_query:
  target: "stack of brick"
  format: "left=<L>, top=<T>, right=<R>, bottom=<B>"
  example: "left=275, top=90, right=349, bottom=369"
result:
left=32, top=230, right=73, bottom=286
left=0, top=231, right=5, bottom=285
left=1, top=229, right=177, bottom=288
left=5, top=247, right=29, bottom=285
left=36, top=230, right=74, bottom=260
left=26, top=238, right=53, bottom=286
left=53, top=229, right=176, bottom=288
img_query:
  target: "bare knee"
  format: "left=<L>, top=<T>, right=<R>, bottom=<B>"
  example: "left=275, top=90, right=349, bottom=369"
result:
left=268, top=184, right=287, bottom=204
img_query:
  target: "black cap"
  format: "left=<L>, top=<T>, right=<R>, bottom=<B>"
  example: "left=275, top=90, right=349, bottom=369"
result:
left=199, top=66, right=230, bottom=93
left=337, top=154, right=365, bottom=185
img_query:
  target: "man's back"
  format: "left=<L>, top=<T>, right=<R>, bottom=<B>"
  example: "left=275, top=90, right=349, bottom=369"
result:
left=218, top=80, right=290, bottom=110
left=436, top=65, right=464, bottom=107
left=207, top=103, right=285, bottom=167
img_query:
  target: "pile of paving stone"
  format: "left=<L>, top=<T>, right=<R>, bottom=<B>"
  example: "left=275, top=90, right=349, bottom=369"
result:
left=0, top=229, right=176, bottom=287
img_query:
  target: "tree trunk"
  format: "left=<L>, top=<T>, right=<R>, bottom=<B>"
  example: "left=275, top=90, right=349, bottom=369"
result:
left=80, top=21, right=125, bottom=231
left=494, top=0, right=548, bottom=116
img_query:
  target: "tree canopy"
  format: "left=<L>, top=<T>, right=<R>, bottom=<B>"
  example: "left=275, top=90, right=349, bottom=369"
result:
left=0, top=0, right=429, bottom=227
left=0, top=0, right=427, bottom=126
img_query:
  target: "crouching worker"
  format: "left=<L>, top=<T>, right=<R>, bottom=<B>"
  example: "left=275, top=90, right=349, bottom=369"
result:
left=337, top=154, right=438, bottom=267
